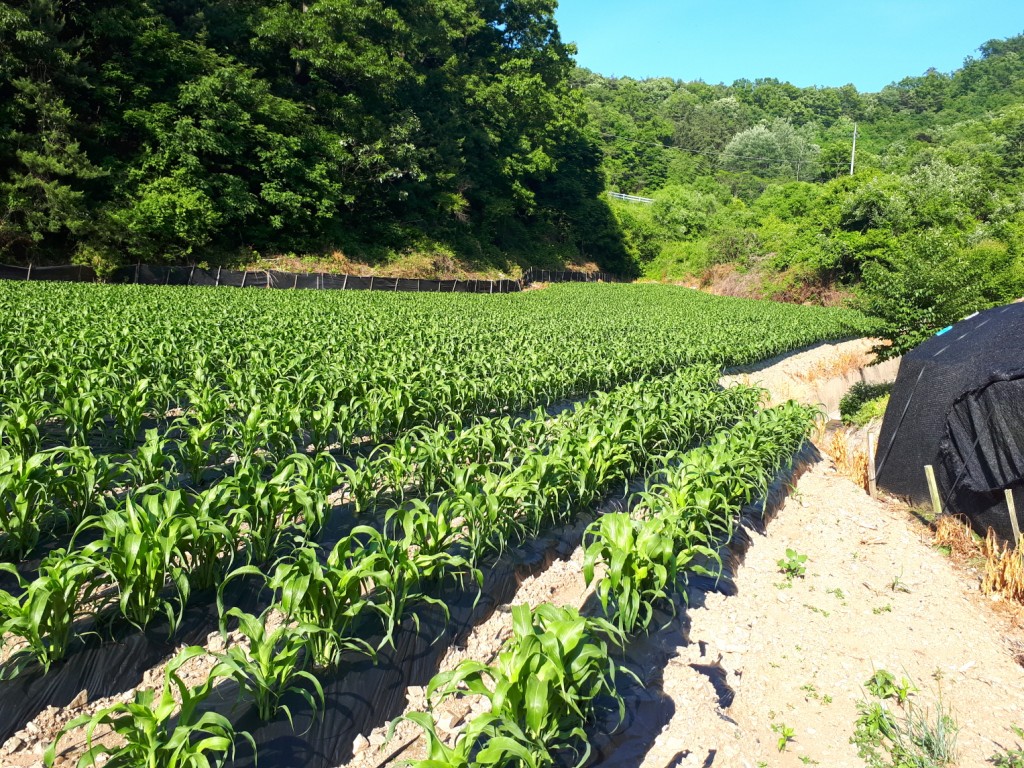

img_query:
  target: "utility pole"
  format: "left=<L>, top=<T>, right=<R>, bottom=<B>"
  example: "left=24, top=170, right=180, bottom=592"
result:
left=849, top=123, right=858, bottom=176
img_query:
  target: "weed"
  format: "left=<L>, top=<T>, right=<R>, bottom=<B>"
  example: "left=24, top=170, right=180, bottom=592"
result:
left=873, top=604, right=894, bottom=615
left=853, top=673, right=957, bottom=768
left=772, top=722, right=796, bottom=752
left=801, top=683, right=830, bottom=703
left=865, top=669, right=917, bottom=704
left=890, top=572, right=911, bottom=594
left=778, top=548, right=808, bottom=580
left=991, top=726, right=1024, bottom=767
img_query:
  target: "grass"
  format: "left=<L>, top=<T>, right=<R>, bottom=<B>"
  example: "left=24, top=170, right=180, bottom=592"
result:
left=981, top=529, right=1024, bottom=602
left=840, top=382, right=892, bottom=427
left=852, top=671, right=957, bottom=768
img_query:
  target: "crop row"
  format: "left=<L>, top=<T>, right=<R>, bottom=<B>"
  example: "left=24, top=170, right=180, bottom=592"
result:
left=0, top=367, right=755, bottom=673
left=27, top=394, right=818, bottom=768
left=0, top=282, right=870, bottom=562
left=386, top=401, right=820, bottom=768
left=0, top=282, right=872, bottom=462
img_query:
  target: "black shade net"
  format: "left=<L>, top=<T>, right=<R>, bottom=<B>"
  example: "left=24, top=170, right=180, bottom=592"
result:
left=875, top=302, right=1024, bottom=543
left=0, top=264, right=623, bottom=294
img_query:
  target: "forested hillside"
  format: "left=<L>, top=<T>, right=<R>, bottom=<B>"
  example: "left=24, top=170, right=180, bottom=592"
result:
left=3, top=2, right=1024, bottom=349
left=0, top=1, right=628, bottom=275
left=584, top=33, right=1024, bottom=354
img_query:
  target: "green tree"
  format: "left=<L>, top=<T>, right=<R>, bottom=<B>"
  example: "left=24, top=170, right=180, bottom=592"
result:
left=720, top=119, right=822, bottom=181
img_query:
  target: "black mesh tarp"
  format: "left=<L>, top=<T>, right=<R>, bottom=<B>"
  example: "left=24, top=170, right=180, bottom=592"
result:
left=875, top=302, right=1024, bottom=542
left=1, top=263, right=620, bottom=292
left=30, top=265, right=97, bottom=282
left=0, top=265, right=28, bottom=280
left=189, top=268, right=220, bottom=287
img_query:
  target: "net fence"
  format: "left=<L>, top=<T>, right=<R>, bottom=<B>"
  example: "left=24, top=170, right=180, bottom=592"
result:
left=0, top=264, right=623, bottom=293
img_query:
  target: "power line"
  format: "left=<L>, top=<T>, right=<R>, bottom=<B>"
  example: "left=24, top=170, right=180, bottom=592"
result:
left=596, top=131, right=856, bottom=173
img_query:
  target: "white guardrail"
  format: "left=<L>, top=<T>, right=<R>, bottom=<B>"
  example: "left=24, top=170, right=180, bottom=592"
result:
left=607, top=191, right=655, bottom=204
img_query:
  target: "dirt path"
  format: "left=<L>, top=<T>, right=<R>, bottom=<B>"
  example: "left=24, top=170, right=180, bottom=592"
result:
left=643, top=460, right=1024, bottom=768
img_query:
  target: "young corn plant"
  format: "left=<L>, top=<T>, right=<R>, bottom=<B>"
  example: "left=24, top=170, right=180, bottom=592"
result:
left=113, top=378, right=151, bottom=447
left=0, top=447, right=58, bottom=557
left=583, top=513, right=681, bottom=635
left=124, top=429, right=176, bottom=487
left=235, top=542, right=378, bottom=668
left=363, top=519, right=481, bottom=648
left=211, top=607, right=325, bottom=725
left=225, top=458, right=313, bottom=565
left=0, top=548, right=98, bottom=677
left=45, top=646, right=254, bottom=768
left=390, top=710, right=548, bottom=768
left=77, top=489, right=193, bottom=633
left=49, top=446, right=118, bottom=530
left=0, top=400, right=44, bottom=457
left=426, top=603, right=631, bottom=767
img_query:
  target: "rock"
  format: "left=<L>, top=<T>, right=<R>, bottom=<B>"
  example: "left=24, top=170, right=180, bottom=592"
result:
left=207, top=631, right=227, bottom=653
left=437, top=711, right=466, bottom=733
left=352, top=734, right=370, bottom=754
left=70, top=689, right=88, bottom=709
left=368, top=732, right=387, bottom=748
left=25, top=721, right=40, bottom=736
left=6, top=736, right=25, bottom=753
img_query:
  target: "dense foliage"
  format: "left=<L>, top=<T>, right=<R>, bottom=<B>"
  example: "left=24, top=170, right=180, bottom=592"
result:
left=581, top=32, right=1024, bottom=342
left=0, top=0, right=628, bottom=273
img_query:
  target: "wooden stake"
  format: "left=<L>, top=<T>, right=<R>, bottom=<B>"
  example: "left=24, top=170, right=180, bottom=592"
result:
left=1007, top=489, right=1021, bottom=547
left=925, top=465, right=942, bottom=517
left=867, top=430, right=877, bottom=499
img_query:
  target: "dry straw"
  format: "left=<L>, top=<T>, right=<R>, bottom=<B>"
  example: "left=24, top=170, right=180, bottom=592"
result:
left=981, top=528, right=1024, bottom=602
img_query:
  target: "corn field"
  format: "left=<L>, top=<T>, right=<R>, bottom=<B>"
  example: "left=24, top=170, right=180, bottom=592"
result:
left=0, top=281, right=875, bottom=767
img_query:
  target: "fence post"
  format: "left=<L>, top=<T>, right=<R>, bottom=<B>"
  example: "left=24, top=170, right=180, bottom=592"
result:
left=925, top=465, right=942, bottom=517
left=394, top=278, right=399, bottom=291
left=188, top=265, right=196, bottom=286
left=136, top=263, right=141, bottom=284
left=293, top=273, right=299, bottom=289
left=214, top=267, right=220, bottom=287
left=867, top=430, right=878, bottom=499
left=1007, top=489, right=1022, bottom=547
left=452, top=279, right=457, bottom=293
left=25, top=261, right=32, bottom=281
left=368, top=275, right=374, bottom=291
left=490, top=280, right=494, bottom=294
left=342, top=274, right=348, bottom=290
left=240, top=271, right=247, bottom=289
left=266, top=270, right=271, bottom=289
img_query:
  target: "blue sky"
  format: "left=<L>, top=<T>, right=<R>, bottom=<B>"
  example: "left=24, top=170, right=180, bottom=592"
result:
left=555, top=1, right=1024, bottom=92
